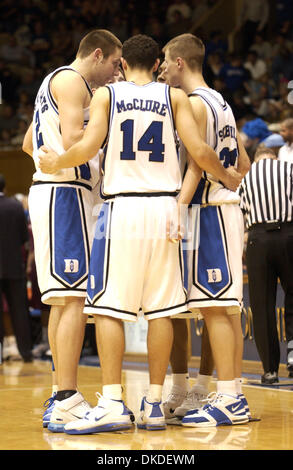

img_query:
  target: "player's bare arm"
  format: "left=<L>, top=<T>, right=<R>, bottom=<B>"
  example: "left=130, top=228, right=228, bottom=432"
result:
left=171, top=87, right=242, bottom=192
left=189, top=95, right=207, bottom=141
left=51, top=71, right=90, bottom=150
left=236, top=130, right=251, bottom=177
left=178, top=156, right=202, bottom=206
left=39, top=87, right=109, bottom=173
left=22, top=122, right=33, bottom=157
left=177, top=95, right=206, bottom=205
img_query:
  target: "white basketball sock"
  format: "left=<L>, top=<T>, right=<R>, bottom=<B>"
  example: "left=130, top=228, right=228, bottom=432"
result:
left=217, top=380, right=237, bottom=397
left=103, top=384, right=123, bottom=401
left=172, top=373, right=190, bottom=392
left=147, top=384, right=163, bottom=403
left=193, top=373, right=212, bottom=392
left=235, top=377, right=243, bottom=395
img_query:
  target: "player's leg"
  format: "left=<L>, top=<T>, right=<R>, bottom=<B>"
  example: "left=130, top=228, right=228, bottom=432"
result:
left=229, top=311, right=244, bottom=381
left=228, top=310, right=252, bottom=419
left=47, top=297, right=91, bottom=433
left=170, top=318, right=189, bottom=374
left=182, top=307, right=248, bottom=427
left=148, top=316, right=174, bottom=388
left=63, top=314, right=134, bottom=435
left=137, top=316, right=174, bottom=431
left=55, top=297, right=87, bottom=391
left=174, top=322, right=214, bottom=418
left=163, top=319, right=189, bottom=419
left=164, top=319, right=214, bottom=420
left=94, top=314, right=125, bottom=388
left=42, top=305, right=61, bottom=428
left=199, top=321, right=214, bottom=377
left=47, top=304, right=62, bottom=387
left=202, top=307, right=235, bottom=382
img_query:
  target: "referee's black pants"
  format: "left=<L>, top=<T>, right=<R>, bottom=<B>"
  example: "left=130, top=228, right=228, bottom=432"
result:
left=246, top=222, right=293, bottom=374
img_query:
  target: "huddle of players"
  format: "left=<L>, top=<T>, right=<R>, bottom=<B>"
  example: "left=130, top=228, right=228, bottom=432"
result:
left=24, top=28, right=251, bottom=434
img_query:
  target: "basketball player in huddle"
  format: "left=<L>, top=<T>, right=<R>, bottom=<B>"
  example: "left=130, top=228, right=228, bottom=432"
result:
left=38, top=34, right=243, bottom=434
left=162, top=34, right=251, bottom=427
left=157, top=60, right=216, bottom=421
left=22, top=30, right=122, bottom=432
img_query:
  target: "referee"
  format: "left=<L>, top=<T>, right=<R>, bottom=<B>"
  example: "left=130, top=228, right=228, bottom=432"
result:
left=238, top=147, right=293, bottom=384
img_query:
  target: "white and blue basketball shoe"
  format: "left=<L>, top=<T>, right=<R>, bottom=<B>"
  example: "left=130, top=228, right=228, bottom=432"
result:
left=238, top=393, right=252, bottom=421
left=43, top=392, right=56, bottom=428
left=48, top=391, right=92, bottom=433
left=64, top=394, right=134, bottom=435
left=182, top=392, right=249, bottom=427
left=137, top=397, right=166, bottom=431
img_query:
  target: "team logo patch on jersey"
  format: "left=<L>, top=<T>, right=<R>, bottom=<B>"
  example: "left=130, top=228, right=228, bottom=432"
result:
left=64, top=259, right=79, bottom=273
left=207, top=268, right=222, bottom=283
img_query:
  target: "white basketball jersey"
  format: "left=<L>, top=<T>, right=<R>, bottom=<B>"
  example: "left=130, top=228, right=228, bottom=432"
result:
left=100, top=81, right=181, bottom=197
left=189, top=87, right=240, bottom=205
left=32, top=66, right=100, bottom=187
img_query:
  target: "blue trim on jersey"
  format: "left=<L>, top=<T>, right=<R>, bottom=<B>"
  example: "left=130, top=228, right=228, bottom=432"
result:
left=194, top=206, right=231, bottom=297
left=46, top=88, right=59, bottom=115
left=107, top=84, right=116, bottom=130
left=87, top=202, right=112, bottom=303
left=195, top=87, right=228, bottom=110
left=78, top=163, right=91, bottom=180
left=190, top=177, right=206, bottom=205
left=52, top=187, right=88, bottom=286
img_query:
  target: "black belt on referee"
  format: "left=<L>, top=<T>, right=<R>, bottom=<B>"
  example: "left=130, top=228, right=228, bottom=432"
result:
left=249, top=221, right=293, bottom=232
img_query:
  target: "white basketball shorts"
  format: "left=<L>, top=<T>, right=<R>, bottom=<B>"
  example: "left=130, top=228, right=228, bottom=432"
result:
left=28, top=182, right=96, bottom=305
left=176, top=203, right=244, bottom=317
left=84, top=196, right=188, bottom=322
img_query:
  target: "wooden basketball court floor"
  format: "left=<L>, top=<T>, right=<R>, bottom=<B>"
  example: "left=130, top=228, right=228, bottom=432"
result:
left=1, top=359, right=293, bottom=452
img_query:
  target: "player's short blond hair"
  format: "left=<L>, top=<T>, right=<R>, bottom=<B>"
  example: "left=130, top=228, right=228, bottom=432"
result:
left=163, top=34, right=205, bottom=72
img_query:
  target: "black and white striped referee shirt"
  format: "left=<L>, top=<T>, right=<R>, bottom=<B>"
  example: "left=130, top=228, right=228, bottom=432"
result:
left=238, top=157, right=293, bottom=229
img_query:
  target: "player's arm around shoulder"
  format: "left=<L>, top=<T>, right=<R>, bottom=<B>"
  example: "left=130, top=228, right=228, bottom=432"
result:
left=51, top=70, right=89, bottom=150
left=39, top=86, right=110, bottom=173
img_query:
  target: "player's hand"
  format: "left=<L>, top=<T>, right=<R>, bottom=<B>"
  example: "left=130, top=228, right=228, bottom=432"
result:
left=38, top=146, right=60, bottom=174
left=166, top=204, right=184, bottom=243
left=224, top=167, right=243, bottom=192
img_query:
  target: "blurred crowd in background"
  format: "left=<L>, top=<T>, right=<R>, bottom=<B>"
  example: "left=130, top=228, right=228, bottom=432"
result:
left=0, top=0, right=292, bottom=158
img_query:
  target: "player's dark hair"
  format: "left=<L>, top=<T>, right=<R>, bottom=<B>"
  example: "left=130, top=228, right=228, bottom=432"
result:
left=122, top=35, right=160, bottom=70
left=77, top=29, right=122, bottom=59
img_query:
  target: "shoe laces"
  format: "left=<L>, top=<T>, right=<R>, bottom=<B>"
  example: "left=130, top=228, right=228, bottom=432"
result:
left=182, top=389, right=207, bottom=407
left=201, top=391, right=219, bottom=410
left=164, top=389, right=187, bottom=404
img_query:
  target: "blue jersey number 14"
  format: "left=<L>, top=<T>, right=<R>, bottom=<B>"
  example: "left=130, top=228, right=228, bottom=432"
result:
left=120, top=119, right=165, bottom=162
